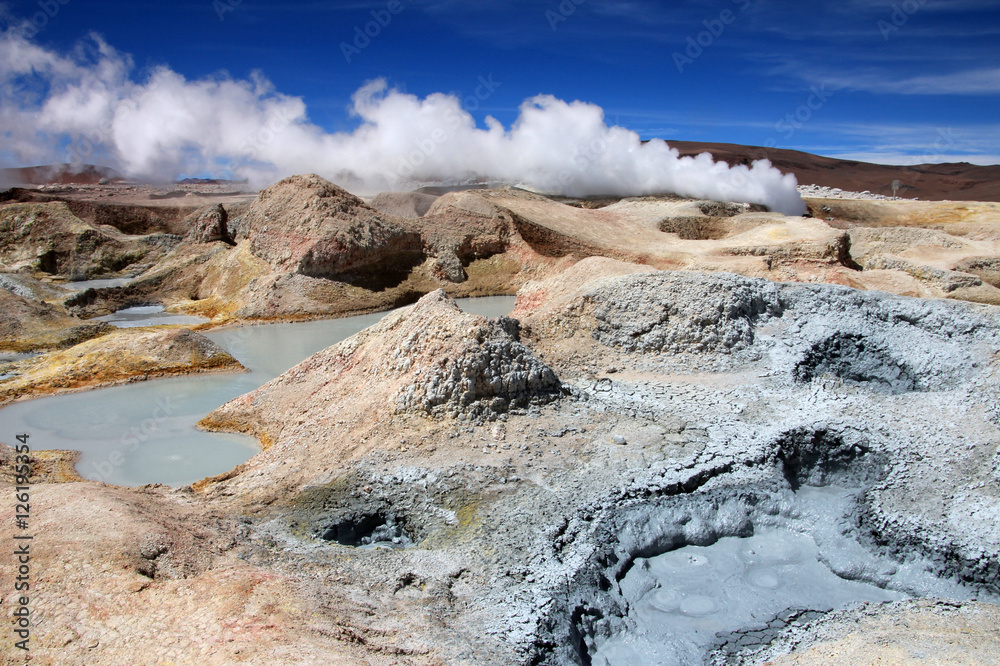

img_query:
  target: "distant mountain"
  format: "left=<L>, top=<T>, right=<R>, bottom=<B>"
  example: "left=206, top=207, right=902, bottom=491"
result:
left=0, top=164, right=124, bottom=186
left=666, top=141, right=1000, bottom=203
left=5, top=146, right=1000, bottom=203
left=176, top=177, right=249, bottom=185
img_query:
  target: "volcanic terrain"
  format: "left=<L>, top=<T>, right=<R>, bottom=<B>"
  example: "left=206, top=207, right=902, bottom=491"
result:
left=1, top=155, right=1000, bottom=664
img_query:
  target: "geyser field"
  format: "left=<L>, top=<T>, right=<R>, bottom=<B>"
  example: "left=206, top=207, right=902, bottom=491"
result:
left=3, top=0, right=1000, bottom=660
left=0, top=30, right=806, bottom=216
left=2, top=165, right=1000, bottom=664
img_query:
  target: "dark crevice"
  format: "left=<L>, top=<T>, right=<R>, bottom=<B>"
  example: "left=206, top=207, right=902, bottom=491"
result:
left=317, top=512, right=413, bottom=549
left=309, top=252, right=426, bottom=292
left=794, top=333, right=917, bottom=394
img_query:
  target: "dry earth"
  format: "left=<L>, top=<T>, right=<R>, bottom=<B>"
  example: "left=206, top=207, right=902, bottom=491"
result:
left=6, top=173, right=1000, bottom=342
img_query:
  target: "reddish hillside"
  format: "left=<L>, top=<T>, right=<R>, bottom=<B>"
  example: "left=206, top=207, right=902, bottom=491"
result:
left=0, top=164, right=123, bottom=186
left=667, top=141, right=1000, bottom=202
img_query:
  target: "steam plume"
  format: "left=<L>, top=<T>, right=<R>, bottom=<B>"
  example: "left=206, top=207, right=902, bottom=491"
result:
left=0, top=30, right=806, bottom=215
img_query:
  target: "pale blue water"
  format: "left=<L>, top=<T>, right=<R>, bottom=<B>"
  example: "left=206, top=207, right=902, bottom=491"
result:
left=0, top=296, right=515, bottom=487
left=94, top=305, right=209, bottom=328
left=64, top=277, right=135, bottom=292
left=0, top=352, right=39, bottom=363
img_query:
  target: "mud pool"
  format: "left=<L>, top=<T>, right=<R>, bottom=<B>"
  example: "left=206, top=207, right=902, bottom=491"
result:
left=0, top=296, right=516, bottom=486
left=587, top=484, right=981, bottom=665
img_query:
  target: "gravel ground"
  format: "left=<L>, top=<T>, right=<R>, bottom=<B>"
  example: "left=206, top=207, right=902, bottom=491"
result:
left=3, top=258, right=999, bottom=664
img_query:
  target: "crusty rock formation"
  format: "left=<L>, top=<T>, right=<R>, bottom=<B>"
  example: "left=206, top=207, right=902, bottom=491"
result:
left=520, top=257, right=997, bottom=386
left=390, top=292, right=561, bottom=419
left=584, top=271, right=782, bottom=354
left=0, top=284, right=111, bottom=351
left=419, top=191, right=517, bottom=283
left=183, top=204, right=233, bottom=244
left=202, top=290, right=560, bottom=454
left=0, top=200, right=180, bottom=279
left=241, top=174, right=422, bottom=280
left=368, top=190, right=440, bottom=218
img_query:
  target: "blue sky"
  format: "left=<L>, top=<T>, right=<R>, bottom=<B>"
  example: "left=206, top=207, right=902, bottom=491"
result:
left=2, top=0, right=998, bottom=166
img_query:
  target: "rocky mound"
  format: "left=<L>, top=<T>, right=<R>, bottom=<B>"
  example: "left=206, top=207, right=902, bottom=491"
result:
left=0, top=328, right=244, bottom=403
left=589, top=272, right=782, bottom=354
left=419, top=191, right=517, bottom=282
left=518, top=259, right=783, bottom=359
left=182, top=204, right=234, bottom=245
left=239, top=174, right=422, bottom=281
left=202, top=290, right=560, bottom=453
left=57, top=185, right=531, bottom=325
left=519, top=257, right=999, bottom=385
left=390, top=294, right=560, bottom=419
left=368, top=191, right=440, bottom=218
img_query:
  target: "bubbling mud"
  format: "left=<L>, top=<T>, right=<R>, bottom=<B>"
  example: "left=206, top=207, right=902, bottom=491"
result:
left=585, top=483, right=983, bottom=665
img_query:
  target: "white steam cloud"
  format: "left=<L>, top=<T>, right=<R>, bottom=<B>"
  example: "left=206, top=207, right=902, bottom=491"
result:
left=0, top=30, right=806, bottom=215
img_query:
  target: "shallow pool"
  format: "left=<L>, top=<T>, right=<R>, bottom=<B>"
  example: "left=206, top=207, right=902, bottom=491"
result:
left=0, top=352, right=39, bottom=363
left=94, top=305, right=210, bottom=328
left=64, top=277, right=135, bottom=292
left=0, top=296, right=516, bottom=487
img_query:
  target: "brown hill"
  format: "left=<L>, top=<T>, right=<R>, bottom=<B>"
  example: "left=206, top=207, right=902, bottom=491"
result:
left=1, top=164, right=123, bottom=186
left=666, top=141, right=1000, bottom=203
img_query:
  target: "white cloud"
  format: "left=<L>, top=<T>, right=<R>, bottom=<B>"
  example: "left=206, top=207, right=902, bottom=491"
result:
left=824, top=67, right=1000, bottom=96
left=0, top=29, right=806, bottom=215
